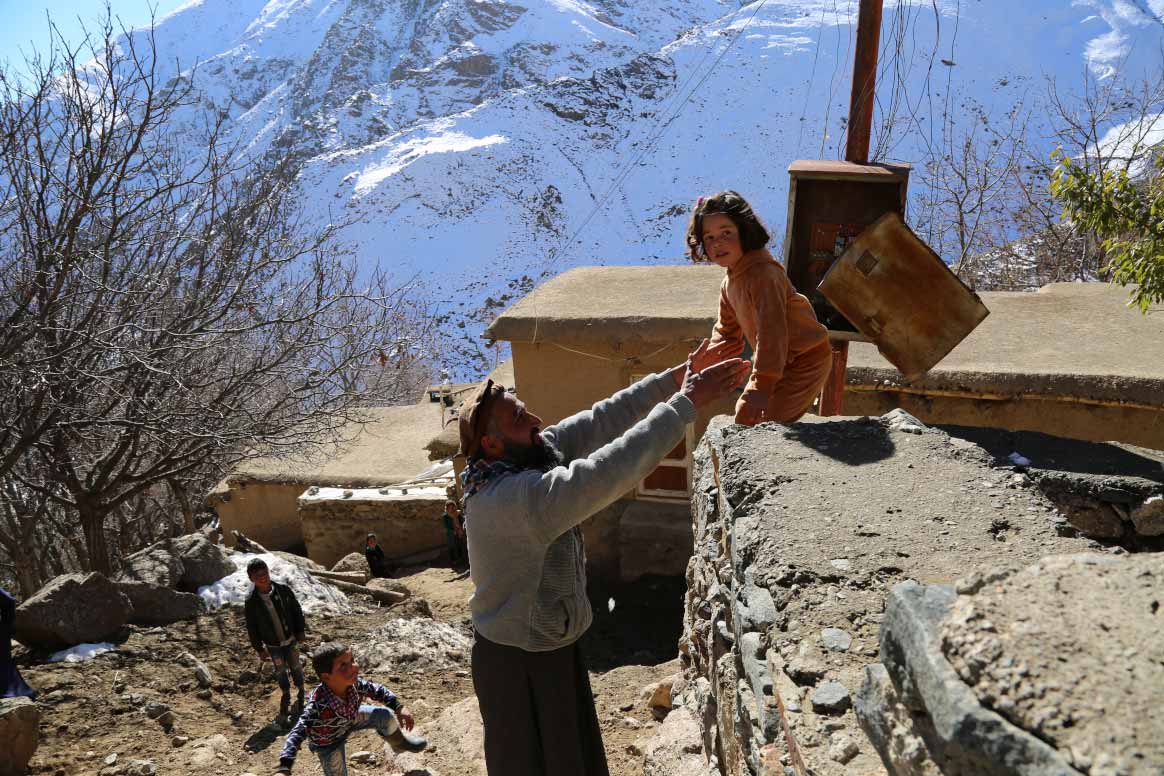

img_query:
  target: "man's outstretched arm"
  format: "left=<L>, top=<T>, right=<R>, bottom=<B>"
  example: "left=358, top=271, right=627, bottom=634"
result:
left=544, top=340, right=745, bottom=461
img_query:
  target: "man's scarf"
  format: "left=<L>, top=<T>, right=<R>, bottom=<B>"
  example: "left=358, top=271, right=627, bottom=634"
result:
left=460, top=456, right=527, bottom=500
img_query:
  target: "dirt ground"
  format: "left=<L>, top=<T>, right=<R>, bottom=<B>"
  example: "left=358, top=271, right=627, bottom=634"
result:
left=18, top=565, right=686, bottom=776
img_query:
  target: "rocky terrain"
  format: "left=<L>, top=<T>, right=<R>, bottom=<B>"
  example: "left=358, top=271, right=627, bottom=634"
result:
left=7, top=560, right=699, bottom=776
left=682, top=411, right=1164, bottom=776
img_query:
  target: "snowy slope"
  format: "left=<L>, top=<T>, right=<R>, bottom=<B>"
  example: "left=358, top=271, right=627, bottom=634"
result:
left=127, top=0, right=1164, bottom=373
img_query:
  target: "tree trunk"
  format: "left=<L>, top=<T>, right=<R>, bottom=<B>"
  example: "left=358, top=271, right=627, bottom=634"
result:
left=169, top=478, right=196, bottom=535
left=79, top=506, right=112, bottom=576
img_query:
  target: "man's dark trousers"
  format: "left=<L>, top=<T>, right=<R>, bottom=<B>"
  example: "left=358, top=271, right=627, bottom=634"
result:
left=472, top=632, right=609, bottom=776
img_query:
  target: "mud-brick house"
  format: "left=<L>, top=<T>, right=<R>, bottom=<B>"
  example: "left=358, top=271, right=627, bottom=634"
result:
left=476, top=267, right=1164, bottom=579
left=207, top=384, right=479, bottom=555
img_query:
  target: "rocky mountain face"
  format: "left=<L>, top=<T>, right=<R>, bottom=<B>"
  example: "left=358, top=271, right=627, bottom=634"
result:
left=131, top=0, right=1164, bottom=373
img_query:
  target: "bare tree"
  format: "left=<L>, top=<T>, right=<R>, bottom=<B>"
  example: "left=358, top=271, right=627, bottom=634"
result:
left=0, top=15, right=435, bottom=575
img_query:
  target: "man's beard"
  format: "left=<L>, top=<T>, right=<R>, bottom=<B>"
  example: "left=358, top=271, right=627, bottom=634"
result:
left=503, top=434, right=565, bottom=471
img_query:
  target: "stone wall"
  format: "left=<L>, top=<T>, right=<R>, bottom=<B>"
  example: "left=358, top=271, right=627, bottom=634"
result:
left=299, top=488, right=448, bottom=569
left=680, top=413, right=1162, bottom=776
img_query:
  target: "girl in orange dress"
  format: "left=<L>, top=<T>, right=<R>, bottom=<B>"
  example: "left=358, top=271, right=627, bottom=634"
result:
left=687, top=190, right=832, bottom=425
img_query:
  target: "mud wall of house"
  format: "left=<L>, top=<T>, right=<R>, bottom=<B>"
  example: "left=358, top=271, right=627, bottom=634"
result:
left=299, top=496, right=448, bottom=570
left=843, top=390, right=1164, bottom=450
left=213, top=481, right=306, bottom=551
left=509, top=341, right=737, bottom=446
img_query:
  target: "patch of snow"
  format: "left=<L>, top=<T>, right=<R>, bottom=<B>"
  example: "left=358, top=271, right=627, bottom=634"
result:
left=1008, top=452, right=1033, bottom=467
left=355, top=618, right=472, bottom=675
left=197, top=552, right=350, bottom=615
left=49, top=642, right=115, bottom=663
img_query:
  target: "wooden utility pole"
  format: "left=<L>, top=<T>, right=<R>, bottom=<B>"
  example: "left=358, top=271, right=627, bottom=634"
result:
left=819, top=0, right=884, bottom=416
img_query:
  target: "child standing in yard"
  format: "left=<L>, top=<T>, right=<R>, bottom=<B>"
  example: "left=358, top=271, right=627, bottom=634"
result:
left=274, top=642, right=426, bottom=775
left=244, top=558, right=308, bottom=721
left=687, top=190, right=832, bottom=425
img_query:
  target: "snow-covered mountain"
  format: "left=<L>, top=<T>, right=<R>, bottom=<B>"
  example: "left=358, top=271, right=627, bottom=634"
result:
left=130, top=0, right=1164, bottom=372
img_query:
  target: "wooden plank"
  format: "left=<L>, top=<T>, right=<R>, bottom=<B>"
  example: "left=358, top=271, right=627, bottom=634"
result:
left=788, top=159, right=910, bottom=182
left=819, top=212, right=990, bottom=382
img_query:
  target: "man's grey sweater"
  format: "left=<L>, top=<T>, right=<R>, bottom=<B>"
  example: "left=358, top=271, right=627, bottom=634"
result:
left=464, top=371, right=696, bottom=652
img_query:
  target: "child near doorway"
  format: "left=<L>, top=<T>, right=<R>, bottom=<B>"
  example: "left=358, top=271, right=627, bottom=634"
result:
left=687, top=190, right=831, bottom=425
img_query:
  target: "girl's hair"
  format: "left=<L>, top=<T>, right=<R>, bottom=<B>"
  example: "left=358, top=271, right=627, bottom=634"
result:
left=685, top=190, right=771, bottom=262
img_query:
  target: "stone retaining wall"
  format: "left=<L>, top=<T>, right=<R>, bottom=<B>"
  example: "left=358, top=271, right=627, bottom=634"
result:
left=679, top=413, right=1153, bottom=776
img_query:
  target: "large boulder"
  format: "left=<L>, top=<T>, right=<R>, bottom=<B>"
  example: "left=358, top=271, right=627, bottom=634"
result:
left=14, top=572, right=131, bottom=649
left=331, top=552, right=371, bottom=576
left=116, top=545, right=184, bottom=588
left=860, top=553, right=1164, bottom=776
left=0, top=697, right=40, bottom=776
left=117, top=581, right=205, bottom=625
left=170, top=535, right=234, bottom=591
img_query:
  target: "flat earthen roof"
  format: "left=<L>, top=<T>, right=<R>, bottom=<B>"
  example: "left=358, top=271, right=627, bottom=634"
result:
left=485, top=265, right=725, bottom=346
left=486, top=266, right=1164, bottom=407
left=225, top=390, right=472, bottom=488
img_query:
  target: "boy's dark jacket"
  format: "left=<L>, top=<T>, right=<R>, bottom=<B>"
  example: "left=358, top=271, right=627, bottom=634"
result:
left=244, top=581, right=306, bottom=652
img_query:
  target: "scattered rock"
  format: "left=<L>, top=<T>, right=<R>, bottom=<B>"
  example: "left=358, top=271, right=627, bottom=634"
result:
left=143, top=701, right=170, bottom=720
left=115, top=546, right=184, bottom=588
left=394, top=751, right=436, bottom=775
left=619, top=701, right=634, bottom=712
left=0, top=697, right=40, bottom=776
left=783, top=657, right=826, bottom=686
left=331, top=552, right=371, bottom=576
left=348, top=750, right=377, bottom=765
left=827, top=732, right=859, bottom=764
left=883, top=408, right=927, bottom=434
left=171, top=535, right=235, bottom=591
left=810, top=682, right=851, bottom=715
left=171, top=735, right=189, bottom=747
left=14, top=573, right=132, bottom=649
left=1131, top=495, right=1164, bottom=535
left=820, top=627, right=852, bottom=652
left=117, top=581, right=204, bottom=626
left=641, top=675, right=677, bottom=719
left=637, top=707, right=706, bottom=776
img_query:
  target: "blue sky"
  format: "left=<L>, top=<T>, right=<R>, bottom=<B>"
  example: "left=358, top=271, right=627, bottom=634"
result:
left=0, top=0, right=187, bottom=68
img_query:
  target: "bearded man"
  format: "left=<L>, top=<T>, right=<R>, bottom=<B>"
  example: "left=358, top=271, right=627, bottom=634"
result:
left=458, top=339, right=749, bottom=776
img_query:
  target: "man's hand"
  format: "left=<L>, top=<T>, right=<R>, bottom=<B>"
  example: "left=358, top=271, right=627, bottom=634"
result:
left=671, top=339, right=746, bottom=388
left=397, top=705, right=415, bottom=731
left=258, top=647, right=270, bottom=661
left=679, top=352, right=751, bottom=410
left=734, top=390, right=768, bottom=425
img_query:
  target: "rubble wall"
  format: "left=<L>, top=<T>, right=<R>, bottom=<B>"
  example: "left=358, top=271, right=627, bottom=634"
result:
left=680, top=413, right=1161, bottom=776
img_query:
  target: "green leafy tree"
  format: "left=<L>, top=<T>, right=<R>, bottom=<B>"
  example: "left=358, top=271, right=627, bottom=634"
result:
left=1051, top=147, right=1164, bottom=311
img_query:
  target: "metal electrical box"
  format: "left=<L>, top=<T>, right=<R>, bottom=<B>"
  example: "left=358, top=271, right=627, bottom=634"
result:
left=782, top=160, right=910, bottom=337
left=819, top=212, right=989, bottom=381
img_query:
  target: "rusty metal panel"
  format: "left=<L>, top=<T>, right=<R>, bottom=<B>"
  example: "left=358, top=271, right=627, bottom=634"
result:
left=819, top=211, right=989, bottom=382
left=783, top=160, right=910, bottom=336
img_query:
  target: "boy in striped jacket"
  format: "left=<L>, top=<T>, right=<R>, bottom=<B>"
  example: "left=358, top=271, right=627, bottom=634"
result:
left=274, top=642, right=426, bottom=775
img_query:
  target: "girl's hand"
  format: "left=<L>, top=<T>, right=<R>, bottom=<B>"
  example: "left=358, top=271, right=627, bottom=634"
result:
left=734, top=391, right=768, bottom=426
left=397, top=706, right=415, bottom=731
left=671, top=339, right=748, bottom=388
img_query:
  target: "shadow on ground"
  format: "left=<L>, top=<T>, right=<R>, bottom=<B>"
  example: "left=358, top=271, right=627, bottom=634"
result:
left=942, top=425, right=1164, bottom=482
left=582, top=575, right=685, bottom=672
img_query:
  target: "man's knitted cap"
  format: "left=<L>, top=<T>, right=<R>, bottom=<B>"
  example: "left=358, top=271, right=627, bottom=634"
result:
left=458, top=378, right=507, bottom=458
